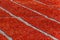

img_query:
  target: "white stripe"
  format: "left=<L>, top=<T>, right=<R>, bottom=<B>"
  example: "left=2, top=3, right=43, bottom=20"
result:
left=10, top=0, right=60, bottom=24
left=0, top=30, right=13, bottom=40
left=34, top=0, right=47, bottom=6
left=0, top=3, right=58, bottom=40
left=34, top=0, right=60, bottom=10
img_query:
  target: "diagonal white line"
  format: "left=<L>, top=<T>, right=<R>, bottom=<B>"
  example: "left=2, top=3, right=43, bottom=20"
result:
left=34, top=0, right=47, bottom=6
left=0, top=30, right=13, bottom=40
left=0, top=3, right=58, bottom=40
left=10, top=0, right=60, bottom=24
left=34, top=0, right=60, bottom=10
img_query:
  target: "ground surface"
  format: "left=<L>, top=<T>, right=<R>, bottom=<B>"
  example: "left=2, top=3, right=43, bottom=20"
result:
left=0, top=0, right=60, bottom=40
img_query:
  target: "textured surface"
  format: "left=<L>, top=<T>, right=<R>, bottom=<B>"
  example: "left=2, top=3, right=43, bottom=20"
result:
left=0, top=34, right=7, bottom=40
left=0, top=0, right=60, bottom=40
